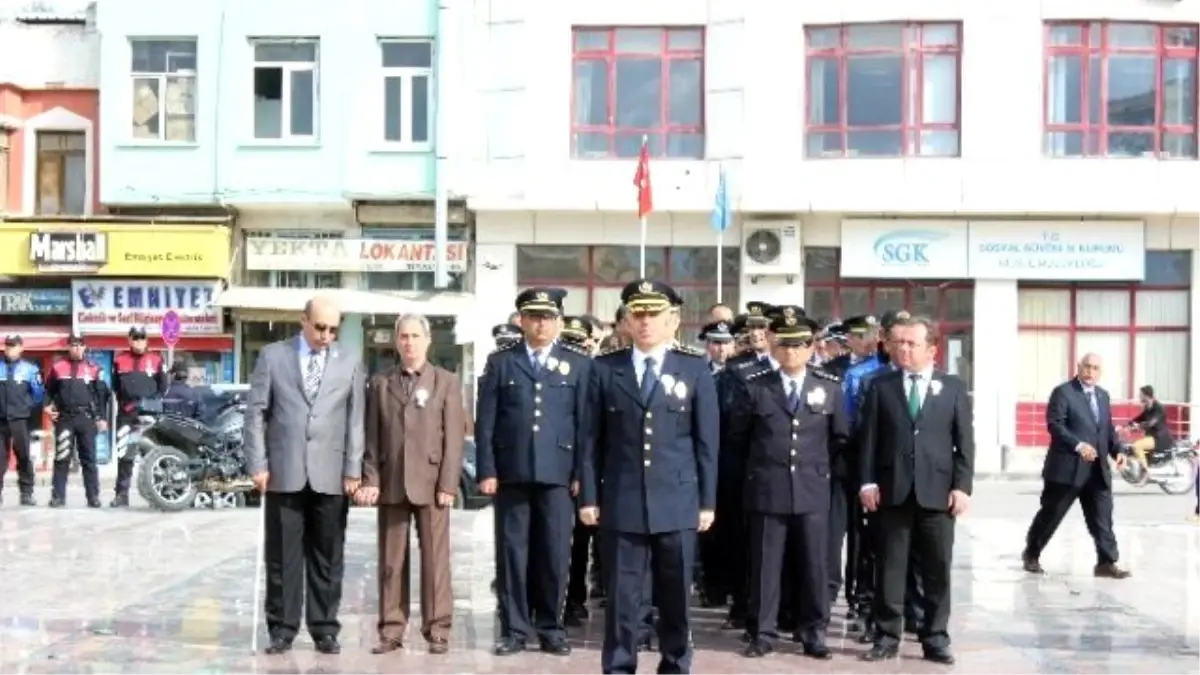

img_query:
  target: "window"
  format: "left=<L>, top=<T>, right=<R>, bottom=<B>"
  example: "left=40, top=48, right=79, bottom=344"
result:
left=516, top=245, right=739, bottom=343
left=242, top=231, right=341, bottom=289
left=252, top=40, right=318, bottom=141
left=130, top=38, right=197, bottom=142
left=1044, top=22, right=1198, bottom=158
left=0, top=130, right=9, bottom=210
left=570, top=27, right=704, bottom=159
left=806, top=23, right=961, bottom=158
left=35, top=131, right=86, bottom=215
left=380, top=40, right=433, bottom=146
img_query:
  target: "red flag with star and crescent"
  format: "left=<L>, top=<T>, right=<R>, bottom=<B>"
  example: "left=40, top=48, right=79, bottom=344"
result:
left=634, top=138, right=653, bottom=218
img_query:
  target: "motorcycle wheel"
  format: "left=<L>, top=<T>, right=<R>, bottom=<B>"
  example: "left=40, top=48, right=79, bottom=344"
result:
left=1156, top=455, right=1196, bottom=495
left=139, top=446, right=199, bottom=512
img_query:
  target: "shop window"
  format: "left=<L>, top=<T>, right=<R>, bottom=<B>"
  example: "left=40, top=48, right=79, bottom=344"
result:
left=516, top=245, right=739, bottom=344
left=1016, top=250, right=1192, bottom=446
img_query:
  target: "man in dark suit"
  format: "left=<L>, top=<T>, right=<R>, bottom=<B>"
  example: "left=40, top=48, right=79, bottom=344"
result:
left=475, top=288, right=593, bottom=656
left=1023, top=353, right=1131, bottom=579
left=729, top=309, right=848, bottom=659
left=580, top=279, right=719, bottom=675
left=859, top=316, right=974, bottom=665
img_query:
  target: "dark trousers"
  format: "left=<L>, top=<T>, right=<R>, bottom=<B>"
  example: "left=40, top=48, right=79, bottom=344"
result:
left=873, top=496, right=955, bottom=650
left=905, top=552, right=926, bottom=625
left=746, top=512, right=828, bottom=642
left=0, top=418, right=33, bottom=495
left=852, top=511, right=879, bottom=616
left=1025, top=478, right=1120, bottom=564
left=712, top=494, right=748, bottom=616
left=827, top=476, right=859, bottom=603
left=263, top=486, right=349, bottom=642
left=495, top=483, right=572, bottom=644
left=113, top=414, right=139, bottom=496
left=51, top=414, right=99, bottom=501
left=567, top=516, right=598, bottom=606
left=601, top=528, right=695, bottom=675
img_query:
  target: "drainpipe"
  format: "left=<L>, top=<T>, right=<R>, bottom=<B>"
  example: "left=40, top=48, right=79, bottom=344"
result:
left=432, top=0, right=451, bottom=289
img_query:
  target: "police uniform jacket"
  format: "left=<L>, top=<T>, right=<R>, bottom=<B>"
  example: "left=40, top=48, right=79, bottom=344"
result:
left=475, top=340, right=592, bottom=487
left=582, top=344, right=719, bottom=535
left=113, top=351, right=169, bottom=414
left=731, top=369, right=848, bottom=515
left=0, top=358, right=46, bottom=420
left=822, top=353, right=853, bottom=379
left=716, top=352, right=773, bottom=497
left=46, top=358, right=108, bottom=417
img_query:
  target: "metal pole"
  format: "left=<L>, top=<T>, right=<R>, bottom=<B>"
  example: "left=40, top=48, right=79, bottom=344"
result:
left=639, top=217, right=647, bottom=278
left=716, top=233, right=723, bottom=303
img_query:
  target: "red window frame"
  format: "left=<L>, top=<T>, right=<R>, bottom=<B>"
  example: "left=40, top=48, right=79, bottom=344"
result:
left=570, top=27, right=706, bottom=159
left=516, top=246, right=737, bottom=341
left=804, top=22, right=962, bottom=158
left=1042, top=21, right=1199, bottom=159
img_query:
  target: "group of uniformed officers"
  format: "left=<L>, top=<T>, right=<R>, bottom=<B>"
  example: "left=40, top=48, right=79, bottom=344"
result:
left=0, top=327, right=204, bottom=509
left=477, top=278, right=962, bottom=674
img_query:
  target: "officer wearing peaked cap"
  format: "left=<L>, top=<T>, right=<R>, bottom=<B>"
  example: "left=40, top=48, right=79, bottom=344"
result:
left=729, top=311, right=848, bottom=659
left=476, top=287, right=593, bottom=657
left=561, top=313, right=602, bottom=626
left=698, top=320, right=734, bottom=375
left=581, top=278, right=718, bottom=675
left=492, top=323, right=523, bottom=350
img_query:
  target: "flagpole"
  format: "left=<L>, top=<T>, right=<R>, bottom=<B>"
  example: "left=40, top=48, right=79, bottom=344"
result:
left=639, top=134, right=648, bottom=277
left=716, top=232, right=723, bottom=303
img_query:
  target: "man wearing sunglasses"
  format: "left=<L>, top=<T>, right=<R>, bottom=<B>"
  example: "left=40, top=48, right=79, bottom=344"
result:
left=244, top=295, right=366, bottom=656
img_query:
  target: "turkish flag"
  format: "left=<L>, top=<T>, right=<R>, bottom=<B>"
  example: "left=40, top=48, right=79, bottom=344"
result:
left=634, top=139, right=653, bottom=219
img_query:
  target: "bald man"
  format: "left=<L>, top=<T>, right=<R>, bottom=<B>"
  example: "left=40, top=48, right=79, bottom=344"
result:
left=245, top=296, right=367, bottom=654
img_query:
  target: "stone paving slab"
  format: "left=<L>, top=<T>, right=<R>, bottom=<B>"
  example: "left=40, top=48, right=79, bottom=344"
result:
left=0, top=481, right=1196, bottom=673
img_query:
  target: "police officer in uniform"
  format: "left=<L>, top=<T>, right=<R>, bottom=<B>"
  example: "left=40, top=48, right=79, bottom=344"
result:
left=45, top=335, right=110, bottom=508
left=0, top=334, right=46, bottom=506
left=581, top=279, right=718, bottom=675
left=492, top=323, right=523, bottom=349
left=111, top=325, right=169, bottom=507
left=475, top=288, right=592, bottom=656
left=731, top=309, right=847, bottom=658
left=163, top=361, right=205, bottom=420
left=696, top=319, right=734, bottom=605
left=561, top=315, right=601, bottom=625
left=699, top=320, right=734, bottom=375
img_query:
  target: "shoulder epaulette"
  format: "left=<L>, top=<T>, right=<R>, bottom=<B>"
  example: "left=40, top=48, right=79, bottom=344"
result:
left=597, top=345, right=632, bottom=358
left=733, top=359, right=758, bottom=371
left=490, top=341, right=520, bottom=355
left=746, top=368, right=773, bottom=381
left=669, top=343, right=705, bottom=358
left=559, top=342, right=589, bottom=356
left=813, top=368, right=842, bottom=383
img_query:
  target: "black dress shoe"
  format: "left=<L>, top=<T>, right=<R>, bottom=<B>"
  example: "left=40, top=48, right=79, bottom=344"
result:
left=371, top=638, right=403, bottom=654
left=539, top=639, right=571, bottom=656
left=87, top=498, right=101, bottom=508
left=861, top=643, right=898, bottom=661
left=264, top=636, right=293, bottom=654
left=1094, top=562, right=1131, bottom=579
left=802, top=640, right=833, bottom=660
left=923, top=646, right=956, bottom=664
left=314, top=636, right=341, bottom=654
left=856, top=627, right=876, bottom=644
left=741, top=639, right=773, bottom=658
left=493, top=637, right=526, bottom=656
left=49, top=497, right=66, bottom=508
left=19, top=493, right=36, bottom=507
left=1022, top=551, right=1045, bottom=574
left=109, top=494, right=129, bottom=508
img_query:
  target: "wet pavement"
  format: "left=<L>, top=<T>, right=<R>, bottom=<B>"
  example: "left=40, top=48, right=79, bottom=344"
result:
left=0, top=479, right=1196, bottom=673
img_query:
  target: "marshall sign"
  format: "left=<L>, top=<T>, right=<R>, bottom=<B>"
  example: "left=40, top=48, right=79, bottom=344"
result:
left=28, top=231, right=109, bottom=273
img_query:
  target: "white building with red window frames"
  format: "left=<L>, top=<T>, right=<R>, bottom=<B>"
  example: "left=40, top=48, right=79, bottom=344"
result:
left=464, top=1, right=1200, bottom=474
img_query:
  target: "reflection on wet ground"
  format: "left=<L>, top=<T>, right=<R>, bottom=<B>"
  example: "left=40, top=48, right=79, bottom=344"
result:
left=0, top=485, right=1196, bottom=673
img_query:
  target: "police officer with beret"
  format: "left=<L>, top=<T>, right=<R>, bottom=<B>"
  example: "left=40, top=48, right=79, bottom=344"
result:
left=45, top=335, right=109, bottom=508
left=476, top=288, right=592, bottom=656
left=581, top=279, right=718, bottom=675
left=730, top=307, right=848, bottom=658
left=0, top=334, right=46, bottom=506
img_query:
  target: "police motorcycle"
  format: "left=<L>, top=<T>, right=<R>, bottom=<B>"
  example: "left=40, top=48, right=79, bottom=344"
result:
left=134, top=385, right=257, bottom=511
left=1116, top=429, right=1198, bottom=495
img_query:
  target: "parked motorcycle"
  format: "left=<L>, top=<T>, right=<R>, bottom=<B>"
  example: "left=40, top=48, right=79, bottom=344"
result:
left=1118, top=439, right=1198, bottom=495
left=136, top=391, right=256, bottom=511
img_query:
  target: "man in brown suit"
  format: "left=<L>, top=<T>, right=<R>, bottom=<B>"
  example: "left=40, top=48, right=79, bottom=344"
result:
left=357, top=313, right=466, bottom=655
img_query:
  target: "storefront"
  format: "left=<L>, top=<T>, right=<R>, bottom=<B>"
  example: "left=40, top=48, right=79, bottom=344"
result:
left=221, top=226, right=474, bottom=381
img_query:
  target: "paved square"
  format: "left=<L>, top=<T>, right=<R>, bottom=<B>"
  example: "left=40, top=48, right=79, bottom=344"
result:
left=0, top=479, right=1196, bottom=673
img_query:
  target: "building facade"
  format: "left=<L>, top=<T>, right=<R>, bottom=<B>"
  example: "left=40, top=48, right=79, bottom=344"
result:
left=96, top=0, right=476, bottom=381
left=466, top=0, right=1200, bottom=473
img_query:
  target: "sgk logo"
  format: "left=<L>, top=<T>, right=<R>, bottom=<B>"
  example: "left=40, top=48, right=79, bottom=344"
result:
left=872, top=230, right=949, bottom=266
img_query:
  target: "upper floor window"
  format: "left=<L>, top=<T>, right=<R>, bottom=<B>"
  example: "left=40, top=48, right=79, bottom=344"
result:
left=571, top=27, right=704, bottom=159
left=806, top=23, right=961, bottom=158
left=252, top=40, right=318, bottom=141
left=380, top=40, right=433, bottom=148
left=35, top=131, right=87, bottom=215
left=130, top=38, right=197, bottom=143
left=1044, top=22, right=1198, bottom=159
left=0, top=130, right=10, bottom=211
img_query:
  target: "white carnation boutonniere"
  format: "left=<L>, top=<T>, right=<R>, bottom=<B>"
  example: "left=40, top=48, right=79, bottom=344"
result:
left=806, top=386, right=826, bottom=410
left=929, top=380, right=943, bottom=397
left=415, top=388, right=430, bottom=408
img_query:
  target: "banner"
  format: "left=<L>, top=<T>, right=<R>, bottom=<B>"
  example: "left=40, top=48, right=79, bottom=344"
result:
left=967, top=221, right=1146, bottom=280
left=71, top=280, right=224, bottom=336
left=840, top=220, right=969, bottom=279
left=0, top=288, right=72, bottom=314
left=245, top=237, right=468, bottom=273
left=0, top=223, right=230, bottom=277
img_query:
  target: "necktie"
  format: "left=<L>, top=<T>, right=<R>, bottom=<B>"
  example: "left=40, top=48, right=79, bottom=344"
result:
left=1087, top=390, right=1100, bottom=424
left=907, top=374, right=922, bottom=419
left=531, top=350, right=543, bottom=372
left=788, top=380, right=801, bottom=414
left=305, top=352, right=323, bottom=399
left=640, top=357, right=658, bottom=404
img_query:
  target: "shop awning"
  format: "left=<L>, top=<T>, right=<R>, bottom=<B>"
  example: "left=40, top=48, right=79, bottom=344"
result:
left=213, top=286, right=476, bottom=319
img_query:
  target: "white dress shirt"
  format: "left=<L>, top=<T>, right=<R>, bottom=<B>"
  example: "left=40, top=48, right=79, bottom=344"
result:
left=632, top=344, right=670, bottom=386
left=297, top=336, right=327, bottom=372
left=525, top=342, right=554, bottom=369
left=779, top=368, right=807, bottom=397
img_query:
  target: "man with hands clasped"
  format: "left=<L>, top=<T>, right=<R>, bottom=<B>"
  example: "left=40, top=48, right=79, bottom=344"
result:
left=580, top=279, right=719, bottom=675
left=357, top=313, right=465, bottom=655
left=858, top=316, right=974, bottom=665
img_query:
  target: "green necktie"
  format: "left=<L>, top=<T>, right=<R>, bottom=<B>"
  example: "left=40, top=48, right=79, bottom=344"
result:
left=907, top=374, right=921, bottom=419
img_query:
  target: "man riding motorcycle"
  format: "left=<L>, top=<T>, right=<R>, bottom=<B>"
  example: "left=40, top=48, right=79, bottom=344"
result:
left=1125, top=385, right=1174, bottom=474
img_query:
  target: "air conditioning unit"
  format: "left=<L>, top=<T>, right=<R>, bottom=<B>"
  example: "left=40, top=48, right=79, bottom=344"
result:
left=742, top=221, right=801, bottom=281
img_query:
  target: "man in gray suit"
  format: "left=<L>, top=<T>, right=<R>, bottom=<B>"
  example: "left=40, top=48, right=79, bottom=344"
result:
left=244, top=295, right=366, bottom=655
